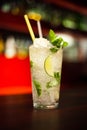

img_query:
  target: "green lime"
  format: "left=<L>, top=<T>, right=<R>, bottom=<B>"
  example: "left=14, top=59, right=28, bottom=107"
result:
left=44, top=54, right=54, bottom=77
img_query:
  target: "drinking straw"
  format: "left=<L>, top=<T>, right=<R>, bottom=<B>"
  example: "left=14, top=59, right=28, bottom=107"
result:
left=28, top=12, right=43, bottom=38
left=24, top=14, right=35, bottom=41
left=37, top=20, right=43, bottom=37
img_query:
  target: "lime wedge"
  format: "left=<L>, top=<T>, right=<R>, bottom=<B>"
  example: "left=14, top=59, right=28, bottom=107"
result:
left=44, top=54, right=54, bottom=77
left=28, top=12, right=41, bottom=21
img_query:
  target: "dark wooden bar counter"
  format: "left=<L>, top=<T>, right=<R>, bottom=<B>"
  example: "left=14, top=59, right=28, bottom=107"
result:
left=0, top=83, right=87, bottom=130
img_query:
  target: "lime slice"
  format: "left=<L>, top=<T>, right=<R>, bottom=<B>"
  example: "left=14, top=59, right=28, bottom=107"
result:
left=44, top=54, right=55, bottom=77
left=28, top=12, right=41, bottom=21
left=44, top=49, right=62, bottom=77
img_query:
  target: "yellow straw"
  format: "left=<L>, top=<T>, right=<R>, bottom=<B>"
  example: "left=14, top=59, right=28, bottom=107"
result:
left=24, top=14, right=35, bottom=41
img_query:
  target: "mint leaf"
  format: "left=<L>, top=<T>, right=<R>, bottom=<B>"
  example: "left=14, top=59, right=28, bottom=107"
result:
left=62, top=41, right=68, bottom=48
left=54, top=72, right=61, bottom=83
left=46, top=79, right=58, bottom=89
left=46, top=81, right=52, bottom=89
left=52, top=37, right=63, bottom=47
left=33, top=80, right=42, bottom=96
left=30, top=60, right=34, bottom=68
left=56, top=37, right=63, bottom=48
left=46, top=72, right=61, bottom=89
left=48, top=29, right=56, bottom=43
left=50, top=47, right=58, bottom=53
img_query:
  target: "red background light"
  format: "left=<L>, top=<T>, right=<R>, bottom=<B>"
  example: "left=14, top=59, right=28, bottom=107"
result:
left=0, top=55, right=32, bottom=95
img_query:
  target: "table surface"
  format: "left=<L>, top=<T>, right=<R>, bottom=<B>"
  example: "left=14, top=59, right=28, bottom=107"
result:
left=0, top=83, right=87, bottom=130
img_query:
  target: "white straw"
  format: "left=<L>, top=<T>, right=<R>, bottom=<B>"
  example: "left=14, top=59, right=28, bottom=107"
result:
left=37, top=21, right=43, bottom=37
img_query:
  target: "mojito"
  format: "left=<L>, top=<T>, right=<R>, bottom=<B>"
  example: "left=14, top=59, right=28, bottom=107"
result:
left=29, top=30, right=68, bottom=109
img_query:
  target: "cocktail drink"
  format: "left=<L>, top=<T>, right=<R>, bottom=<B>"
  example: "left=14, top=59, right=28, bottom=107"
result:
left=24, top=12, right=68, bottom=109
left=29, top=30, right=68, bottom=109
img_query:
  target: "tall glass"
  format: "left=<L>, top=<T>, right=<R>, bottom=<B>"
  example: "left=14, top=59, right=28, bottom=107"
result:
left=29, top=40, right=63, bottom=109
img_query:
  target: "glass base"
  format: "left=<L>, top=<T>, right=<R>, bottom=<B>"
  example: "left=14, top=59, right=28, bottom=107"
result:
left=33, top=103, right=59, bottom=109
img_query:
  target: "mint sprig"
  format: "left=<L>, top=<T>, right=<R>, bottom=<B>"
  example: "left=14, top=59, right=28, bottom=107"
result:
left=48, top=29, right=68, bottom=52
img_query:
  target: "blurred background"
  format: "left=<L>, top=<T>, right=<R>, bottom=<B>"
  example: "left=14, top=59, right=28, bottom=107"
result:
left=0, top=0, right=87, bottom=95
